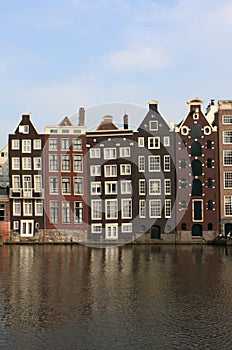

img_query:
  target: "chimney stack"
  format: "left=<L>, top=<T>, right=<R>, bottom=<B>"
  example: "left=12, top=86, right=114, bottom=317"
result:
left=78, top=107, right=85, bottom=126
left=123, top=114, right=128, bottom=129
left=149, top=100, right=158, bottom=112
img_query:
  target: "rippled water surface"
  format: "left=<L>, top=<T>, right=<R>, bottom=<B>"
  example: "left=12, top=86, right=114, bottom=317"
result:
left=0, top=244, right=232, bottom=349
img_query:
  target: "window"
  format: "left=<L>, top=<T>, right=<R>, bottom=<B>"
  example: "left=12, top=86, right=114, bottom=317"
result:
left=181, top=159, right=187, bottom=168
left=139, top=179, right=146, bottom=195
left=49, top=154, right=59, bottom=171
left=138, top=156, right=145, bottom=172
left=12, top=157, right=20, bottom=170
left=49, top=138, right=58, bottom=151
left=164, top=155, right=170, bottom=172
left=19, top=125, right=29, bottom=134
left=149, top=156, right=160, bottom=172
left=105, top=224, right=118, bottom=240
left=190, top=124, right=202, bottom=138
left=73, top=155, right=83, bottom=172
left=91, top=182, right=101, bottom=195
left=74, top=177, right=83, bottom=194
left=34, top=139, right=41, bottom=150
left=73, top=138, right=82, bottom=150
left=91, top=224, right=102, bottom=233
left=224, top=151, right=232, bottom=165
left=12, top=176, right=20, bottom=191
left=62, top=201, right=71, bottom=223
left=22, top=140, right=31, bottom=153
left=138, top=137, right=144, bottom=147
left=181, top=178, right=187, bottom=189
left=34, top=175, right=42, bottom=192
left=181, top=223, right=187, bottom=230
left=34, top=157, right=41, bottom=170
left=104, top=165, right=117, bottom=177
left=120, top=147, right=130, bottom=157
left=122, top=223, right=132, bottom=233
left=90, top=148, right=100, bottom=158
left=149, top=200, right=161, bottom=218
left=224, top=172, right=232, bottom=188
left=163, top=136, right=170, bottom=147
left=207, top=178, right=213, bottom=188
left=208, top=223, right=213, bottom=230
left=35, top=199, right=43, bottom=216
left=104, top=148, right=116, bottom=159
left=149, top=120, right=158, bottom=130
left=121, top=199, right=132, bottom=218
left=148, top=137, right=160, bottom=149
left=12, top=139, right=20, bottom=150
left=0, top=204, right=5, bottom=221
left=120, top=164, right=131, bottom=175
left=22, top=158, right=31, bottom=170
left=191, top=141, right=202, bottom=156
left=225, top=196, right=232, bottom=216
left=105, top=199, right=118, bottom=219
left=207, top=200, right=213, bottom=210
left=204, top=126, right=211, bottom=135
left=91, top=165, right=101, bottom=177
left=61, top=138, right=70, bottom=150
left=192, top=200, right=203, bottom=221
left=13, top=199, right=21, bottom=216
left=181, top=126, right=189, bottom=135
left=105, top=181, right=117, bottom=194
left=139, top=200, right=146, bottom=218
left=165, top=199, right=171, bottom=218
left=206, top=140, right=212, bottom=149
left=62, top=178, right=71, bottom=194
left=50, top=177, right=59, bottom=194
left=149, top=179, right=161, bottom=195
left=24, top=200, right=32, bottom=216
left=192, top=179, right=202, bottom=196
left=121, top=180, right=132, bottom=194
left=13, top=221, right=19, bottom=230
left=74, top=202, right=83, bottom=223
left=191, top=159, right=202, bottom=175
left=49, top=201, right=58, bottom=223
left=91, top=200, right=102, bottom=220
left=50, top=129, right=58, bottom=134
left=61, top=155, right=71, bottom=171
left=224, top=131, right=232, bottom=144
left=165, top=179, right=171, bottom=195
left=223, top=115, right=232, bottom=124
left=207, top=158, right=213, bottom=168
left=23, top=175, right=32, bottom=191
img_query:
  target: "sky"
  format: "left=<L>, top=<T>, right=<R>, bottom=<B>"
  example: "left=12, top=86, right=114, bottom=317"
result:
left=0, top=0, right=232, bottom=148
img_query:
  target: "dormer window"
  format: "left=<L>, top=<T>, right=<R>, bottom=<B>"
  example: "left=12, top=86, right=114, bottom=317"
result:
left=19, top=125, right=29, bottom=134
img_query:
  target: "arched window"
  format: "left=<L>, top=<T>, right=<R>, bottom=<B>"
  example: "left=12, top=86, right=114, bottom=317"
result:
left=191, top=160, right=202, bottom=176
left=191, top=141, right=202, bottom=156
left=181, top=178, right=187, bottom=189
left=207, top=158, right=212, bottom=168
left=207, top=200, right=213, bottom=210
left=190, top=124, right=202, bottom=138
left=181, top=223, right=187, bottom=230
left=207, top=178, right=213, bottom=188
left=206, top=140, right=212, bottom=149
left=192, top=179, right=202, bottom=196
left=181, top=158, right=187, bottom=168
left=208, top=223, right=213, bottom=230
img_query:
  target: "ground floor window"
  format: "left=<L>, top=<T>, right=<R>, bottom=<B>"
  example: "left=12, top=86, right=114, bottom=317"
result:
left=105, top=224, right=118, bottom=240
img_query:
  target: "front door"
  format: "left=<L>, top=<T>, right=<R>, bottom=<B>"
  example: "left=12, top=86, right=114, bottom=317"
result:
left=151, top=225, right=161, bottom=239
left=20, top=220, right=34, bottom=237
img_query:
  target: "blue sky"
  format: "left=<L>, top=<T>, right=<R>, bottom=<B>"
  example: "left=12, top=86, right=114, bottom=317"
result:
left=0, top=0, right=232, bottom=148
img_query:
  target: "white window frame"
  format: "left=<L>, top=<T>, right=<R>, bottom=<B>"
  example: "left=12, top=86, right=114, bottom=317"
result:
left=22, top=139, right=31, bottom=153
left=120, top=164, right=131, bottom=175
left=105, top=181, right=117, bottom=195
left=50, top=200, right=59, bottom=223
left=34, top=157, right=42, bottom=170
left=73, top=155, right=83, bottom=172
left=33, top=139, right=42, bottom=150
left=139, top=179, right=146, bottom=195
left=120, top=147, right=130, bottom=158
left=91, top=165, right=101, bottom=177
left=138, top=156, right=145, bottom=172
left=34, top=175, right=42, bottom=192
left=138, top=137, right=144, bottom=147
left=12, top=157, right=20, bottom=170
left=91, top=200, right=102, bottom=220
left=61, top=154, right=71, bottom=172
left=163, top=136, right=170, bottom=147
left=12, top=139, right=20, bottom=150
left=149, top=199, right=161, bottom=218
left=105, top=199, right=118, bottom=219
left=49, top=154, right=58, bottom=171
left=61, top=138, right=70, bottom=150
left=149, top=120, right=158, bottom=131
left=225, top=196, right=232, bottom=216
left=122, top=223, right=132, bottom=233
left=165, top=179, right=171, bottom=195
left=22, top=157, right=32, bottom=170
left=62, top=201, right=71, bottom=224
left=91, top=224, right=102, bottom=233
left=192, top=199, right=204, bottom=222
left=49, top=138, right=58, bottom=151
left=74, top=177, right=84, bottom=195
left=149, top=156, right=160, bottom=172
left=104, top=148, right=116, bottom=159
left=121, top=199, right=132, bottom=219
left=165, top=199, right=171, bottom=218
left=139, top=200, right=146, bottom=218
left=121, top=180, right=132, bottom=194
left=23, top=199, right=33, bottom=216
left=224, top=172, right=232, bottom=189
left=148, top=137, right=160, bottom=149
left=74, top=201, right=83, bottom=224
left=223, top=151, right=232, bottom=166
left=105, top=224, right=118, bottom=240
left=149, top=179, right=161, bottom=195
left=49, top=176, right=59, bottom=194
left=61, top=177, right=71, bottom=194
left=13, top=199, right=21, bottom=216
left=91, top=182, right=101, bottom=195
left=223, top=115, right=232, bottom=124
left=12, top=175, right=20, bottom=192
left=90, top=148, right=100, bottom=158
left=223, top=131, right=232, bottom=144
left=164, top=155, right=171, bottom=172
left=104, top=164, right=117, bottom=177
left=35, top=199, right=43, bottom=216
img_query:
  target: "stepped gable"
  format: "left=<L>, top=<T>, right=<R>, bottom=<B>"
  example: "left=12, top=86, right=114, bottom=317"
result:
left=96, top=115, right=118, bottom=130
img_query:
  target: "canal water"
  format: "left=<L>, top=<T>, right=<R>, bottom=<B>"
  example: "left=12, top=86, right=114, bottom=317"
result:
left=0, top=244, right=232, bottom=350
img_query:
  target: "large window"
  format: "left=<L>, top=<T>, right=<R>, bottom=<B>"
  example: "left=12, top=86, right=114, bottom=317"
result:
left=91, top=182, right=101, bottom=195
left=121, top=199, right=132, bottom=219
left=105, top=199, right=118, bottom=219
left=225, top=196, right=232, bottom=216
left=13, top=199, right=21, bottom=216
left=34, top=157, right=41, bottom=170
left=61, top=138, right=70, bottom=150
left=34, top=139, right=41, bottom=150
left=91, top=200, right=102, bottom=220
left=190, top=124, right=202, bottom=138
left=191, top=141, right=202, bottom=156
left=49, top=138, right=58, bottom=150
left=62, top=201, right=71, bottom=223
left=148, top=137, right=160, bottom=149
left=22, top=140, right=31, bottom=153
left=50, top=177, right=59, bottom=194
left=191, top=159, right=202, bottom=176
left=224, top=151, right=232, bottom=165
left=120, top=164, right=131, bottom=175
left=61, top=155, right=71, bottom=171
left=91, top=165, right=101, bottom=177
left=104, top=165, right=117, bottom=177
left=120, top=147, right=130, bottom=157
left=75, top=202, right=83, bottom=223
left=24, top=200, right=32, bottom=216
left=73, top=155, right=83, bottom=172
left=22, top=157, right=32, bottom=170
left=12, top=158, right=20, bottom=170
left=149, top=179, right=161, bottom=195
left=49, top=154, right=58, bottom=171
left=121, top=180, right=132, bottom=194
left=105, top=181, right=117, bottom=194
left=192, top=200, right=203, bottom=221
left=223, top=115, right=232, bottom=124
left=74, top=177, right=84, bottom=195
left=105, top=224, right=118, bottom=240
left=149, top=200, right=161, bottom=218
left=104, top=148, right=116, bottom=159
left=12, top=139, right=20, bottom=150
left=90, top=148, right=100, bottom=158
left=50, top=201, right=58, bottom=223
left=12, top=176, right=20, bottom=191
left=149, top=156, right=160, bottom=172
left=62, top=178, right=71, bottom=194
left=224, top=172, right=232, bottom=188
left=73, top=138, right=82, bottom=150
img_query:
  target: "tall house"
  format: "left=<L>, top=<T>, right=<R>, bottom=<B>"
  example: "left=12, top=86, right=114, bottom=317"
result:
left=135, top=100, right=176, bottom=242
left=9, top=114, right=45, bottom=238
left=86, top=115, right=135, bottom=243
left=215, top=100, right=232, bottom=235
left=44, top=110, right=87, bottom=242
left=175, top=98, right=219, bottom=242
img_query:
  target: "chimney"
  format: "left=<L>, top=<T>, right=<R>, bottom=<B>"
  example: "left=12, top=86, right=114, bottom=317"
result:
left=149, top=100, right=158, bottom=112
left=123, top=114, right=128, bottom=129
left=78, top=107, right=85, bottom=126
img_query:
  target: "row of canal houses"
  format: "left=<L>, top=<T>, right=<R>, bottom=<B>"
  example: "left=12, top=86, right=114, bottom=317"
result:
left=2, top=97, right=232, bottom=244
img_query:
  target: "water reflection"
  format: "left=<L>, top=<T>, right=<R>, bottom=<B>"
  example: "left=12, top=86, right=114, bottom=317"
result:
left=0, top=245, right=232, bottom=349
